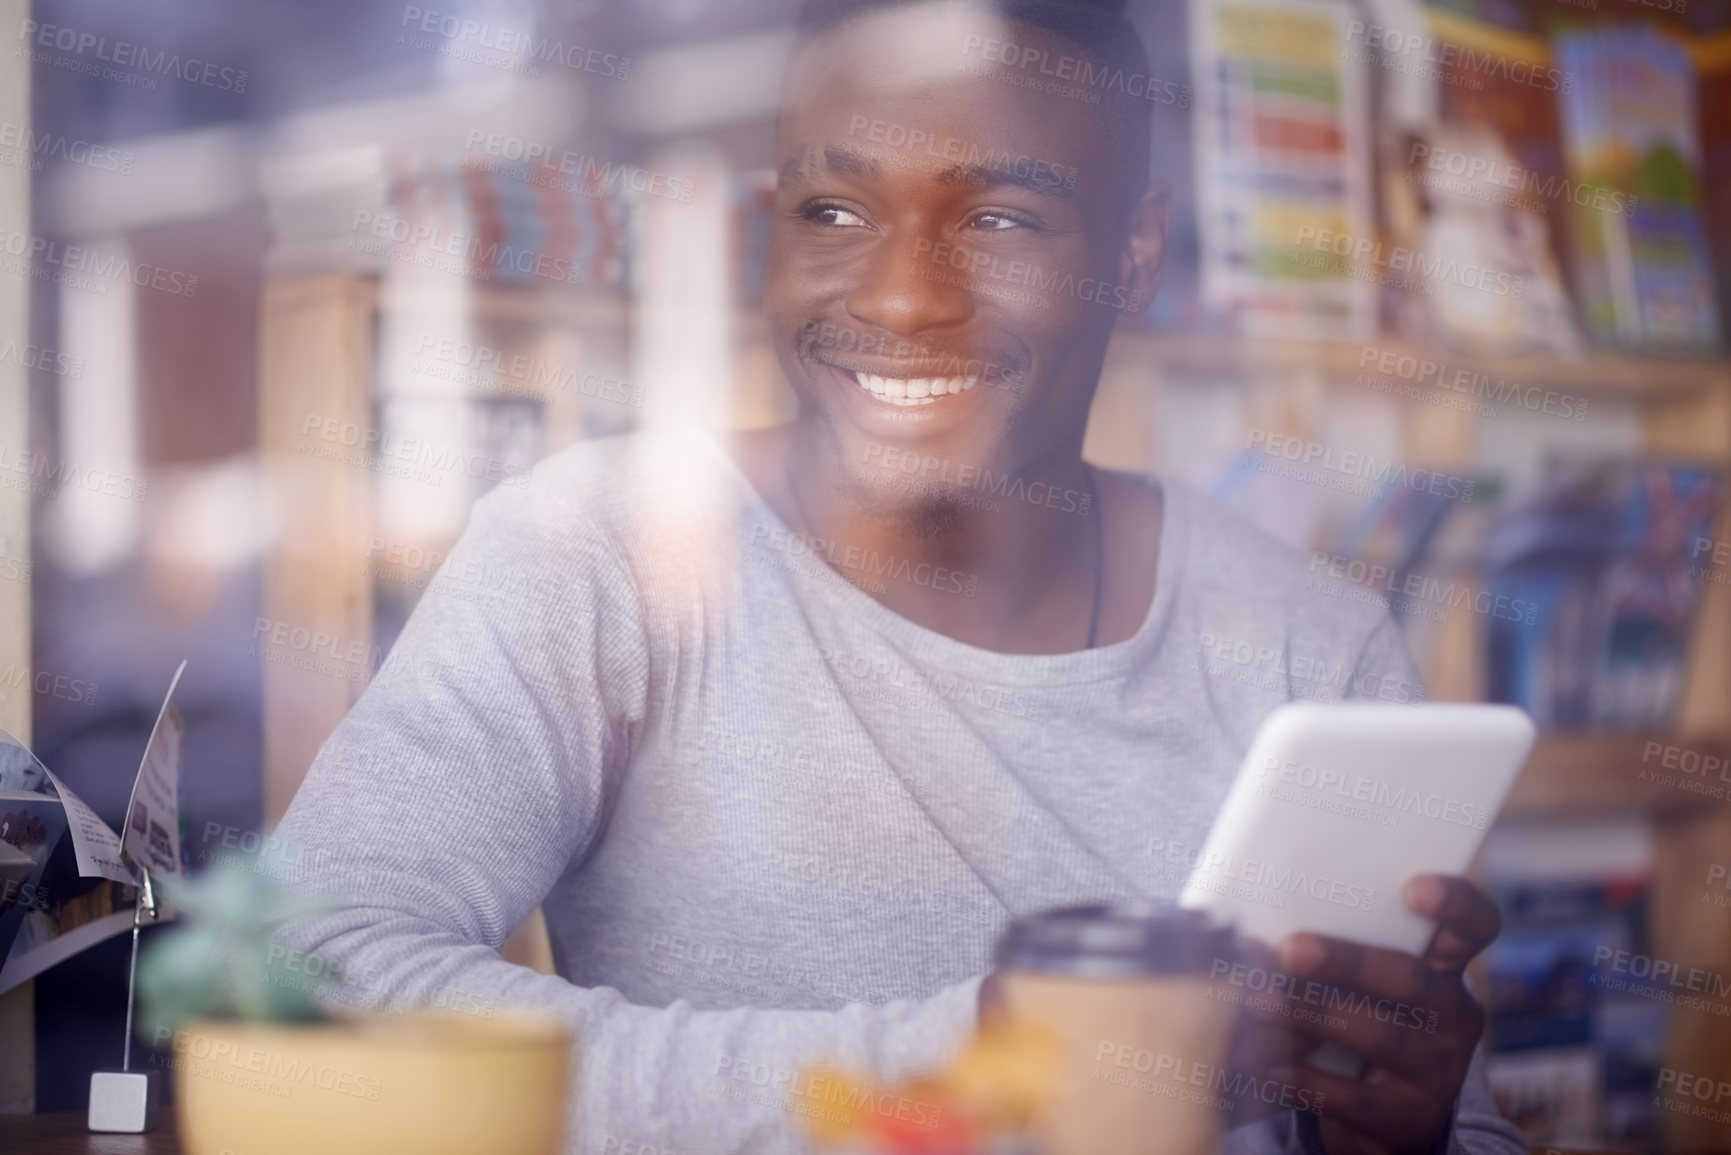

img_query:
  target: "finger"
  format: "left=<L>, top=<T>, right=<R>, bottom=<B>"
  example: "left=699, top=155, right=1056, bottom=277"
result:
left=1237, top=982, right=1439, bottom=1077
left=1272, top=1061, right=1434, bottom=1147
left=1226, top=999, right=1308, bottom=1069
left=1281, top=933, right=1431, bottom=1006
left=1404, top=875, right=1500, bottom=970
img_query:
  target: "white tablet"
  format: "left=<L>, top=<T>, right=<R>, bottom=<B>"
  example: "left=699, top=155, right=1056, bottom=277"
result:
left=1179, top=703, right=1536, bottom=957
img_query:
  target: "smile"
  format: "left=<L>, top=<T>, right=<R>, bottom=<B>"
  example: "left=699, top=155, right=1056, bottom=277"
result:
left=852, top=371, right=978, bottom=407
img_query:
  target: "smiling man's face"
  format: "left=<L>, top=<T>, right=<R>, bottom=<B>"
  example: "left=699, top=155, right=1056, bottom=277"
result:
left=766, top=0, right=1161, bottom=502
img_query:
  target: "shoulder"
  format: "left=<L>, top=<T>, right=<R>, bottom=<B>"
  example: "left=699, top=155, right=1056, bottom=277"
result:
left=434, top=429, right=747, bottom=626
left=1161, top=480, right=1418, bottom=697
left=472, top=428, right=739, bottom=551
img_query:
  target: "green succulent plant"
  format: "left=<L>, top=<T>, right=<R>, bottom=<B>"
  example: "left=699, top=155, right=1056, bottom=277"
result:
left=137, top=854, right=344, bottom=1039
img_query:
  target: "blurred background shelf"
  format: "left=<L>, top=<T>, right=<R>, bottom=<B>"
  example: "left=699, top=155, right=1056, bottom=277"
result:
left=1504, top=733, right=1731, bottom=817
left=1112, top=329, right=1731, bottom=401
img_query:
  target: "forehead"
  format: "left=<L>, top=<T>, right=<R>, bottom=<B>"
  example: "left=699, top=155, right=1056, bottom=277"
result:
left=779, top=3, right=1114, bottom=185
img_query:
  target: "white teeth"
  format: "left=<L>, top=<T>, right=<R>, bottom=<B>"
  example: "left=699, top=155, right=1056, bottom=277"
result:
left=851, top=371, right=980, bottom=406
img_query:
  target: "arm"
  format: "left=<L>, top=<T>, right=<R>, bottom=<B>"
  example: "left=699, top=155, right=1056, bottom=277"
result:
left=271, top=482, right=979, bottom=1155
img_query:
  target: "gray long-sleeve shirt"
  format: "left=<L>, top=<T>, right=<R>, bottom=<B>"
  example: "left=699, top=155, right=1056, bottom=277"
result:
left=274, top=428, right=1526, bottom=1155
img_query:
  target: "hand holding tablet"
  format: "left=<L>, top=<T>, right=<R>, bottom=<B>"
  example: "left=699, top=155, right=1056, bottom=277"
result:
left=1179, top=703, right=1535, bottom=956
left=1180, top=702, right=1534, bottom=1110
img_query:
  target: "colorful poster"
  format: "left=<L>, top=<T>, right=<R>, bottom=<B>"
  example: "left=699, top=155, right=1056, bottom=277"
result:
left=1553, top=25, right=1720, bottom=350
left=1191, top=0, right=1375, bottom=338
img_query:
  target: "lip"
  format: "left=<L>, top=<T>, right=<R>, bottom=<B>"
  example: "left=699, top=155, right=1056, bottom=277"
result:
left=811, top=357, right=991, bottom=425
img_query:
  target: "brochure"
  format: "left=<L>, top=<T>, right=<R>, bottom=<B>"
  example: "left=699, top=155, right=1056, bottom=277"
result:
left=0, top=660, right=187, bottom=993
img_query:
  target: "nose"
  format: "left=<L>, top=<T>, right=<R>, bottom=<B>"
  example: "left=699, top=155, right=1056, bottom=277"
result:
left=843, top=232, right=975, bottom=337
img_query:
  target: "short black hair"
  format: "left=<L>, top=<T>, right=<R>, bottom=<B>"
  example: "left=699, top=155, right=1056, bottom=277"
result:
left=790, top=0, right=1154, bottom=217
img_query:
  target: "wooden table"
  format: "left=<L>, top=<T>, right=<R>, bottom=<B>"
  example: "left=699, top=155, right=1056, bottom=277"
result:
left=0, top=1113, right=181, bottom=1155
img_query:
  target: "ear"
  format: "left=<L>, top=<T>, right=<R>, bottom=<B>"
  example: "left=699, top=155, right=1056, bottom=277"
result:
left=1117, top=178, right=1170, bottom=316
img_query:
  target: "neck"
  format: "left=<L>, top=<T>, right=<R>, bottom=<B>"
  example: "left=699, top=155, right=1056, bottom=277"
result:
left=778, top=419, right=1099, bottom=650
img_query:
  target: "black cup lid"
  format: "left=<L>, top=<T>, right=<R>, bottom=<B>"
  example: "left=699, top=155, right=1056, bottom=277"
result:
left=995, top=902, right=1238, bottom=978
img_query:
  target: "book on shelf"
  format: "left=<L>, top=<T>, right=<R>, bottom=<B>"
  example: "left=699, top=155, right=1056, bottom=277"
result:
left=1481, top=818, right=1662, bottom=1150
left=263, top=146, right=632, bottom=290
left=1482, top=456, right=1722, bottom=730
left=1552, top=24, right=1721, bottom=352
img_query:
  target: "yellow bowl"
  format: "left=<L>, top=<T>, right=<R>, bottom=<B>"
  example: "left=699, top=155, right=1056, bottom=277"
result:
left=168, top=1011, right=573, bottom=1155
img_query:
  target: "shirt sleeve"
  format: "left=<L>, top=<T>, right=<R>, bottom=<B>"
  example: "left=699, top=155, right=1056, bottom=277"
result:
left=270, top=479, right=981, bottom=1155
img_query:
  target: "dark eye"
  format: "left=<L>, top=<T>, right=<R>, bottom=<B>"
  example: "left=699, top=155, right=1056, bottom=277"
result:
left=967, top=210, right=1035, bottom=232
left=802, top=202, right=870, bottom=228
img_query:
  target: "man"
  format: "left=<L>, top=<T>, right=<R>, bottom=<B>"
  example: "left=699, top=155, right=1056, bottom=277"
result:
left=276, top=1, right=1527, bottom=1152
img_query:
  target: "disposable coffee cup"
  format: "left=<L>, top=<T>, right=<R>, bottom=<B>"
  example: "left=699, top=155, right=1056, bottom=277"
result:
left=993, top=902, right=1239, bottom=1155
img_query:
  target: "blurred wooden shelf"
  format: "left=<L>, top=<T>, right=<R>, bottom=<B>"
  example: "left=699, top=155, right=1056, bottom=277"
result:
left=1501, top=733, right=1731, bottom=819
left=1111, top=328, right=1731, bottom=400
left=323, top=275, right=632, bottom=329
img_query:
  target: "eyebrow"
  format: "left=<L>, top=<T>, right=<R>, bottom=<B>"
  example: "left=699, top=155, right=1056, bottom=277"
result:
left=778, top=144, right=884, bottom=187
left=933, top=162, right=1075, bottom=201
left=777, top=147, right=1075, bottom=203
